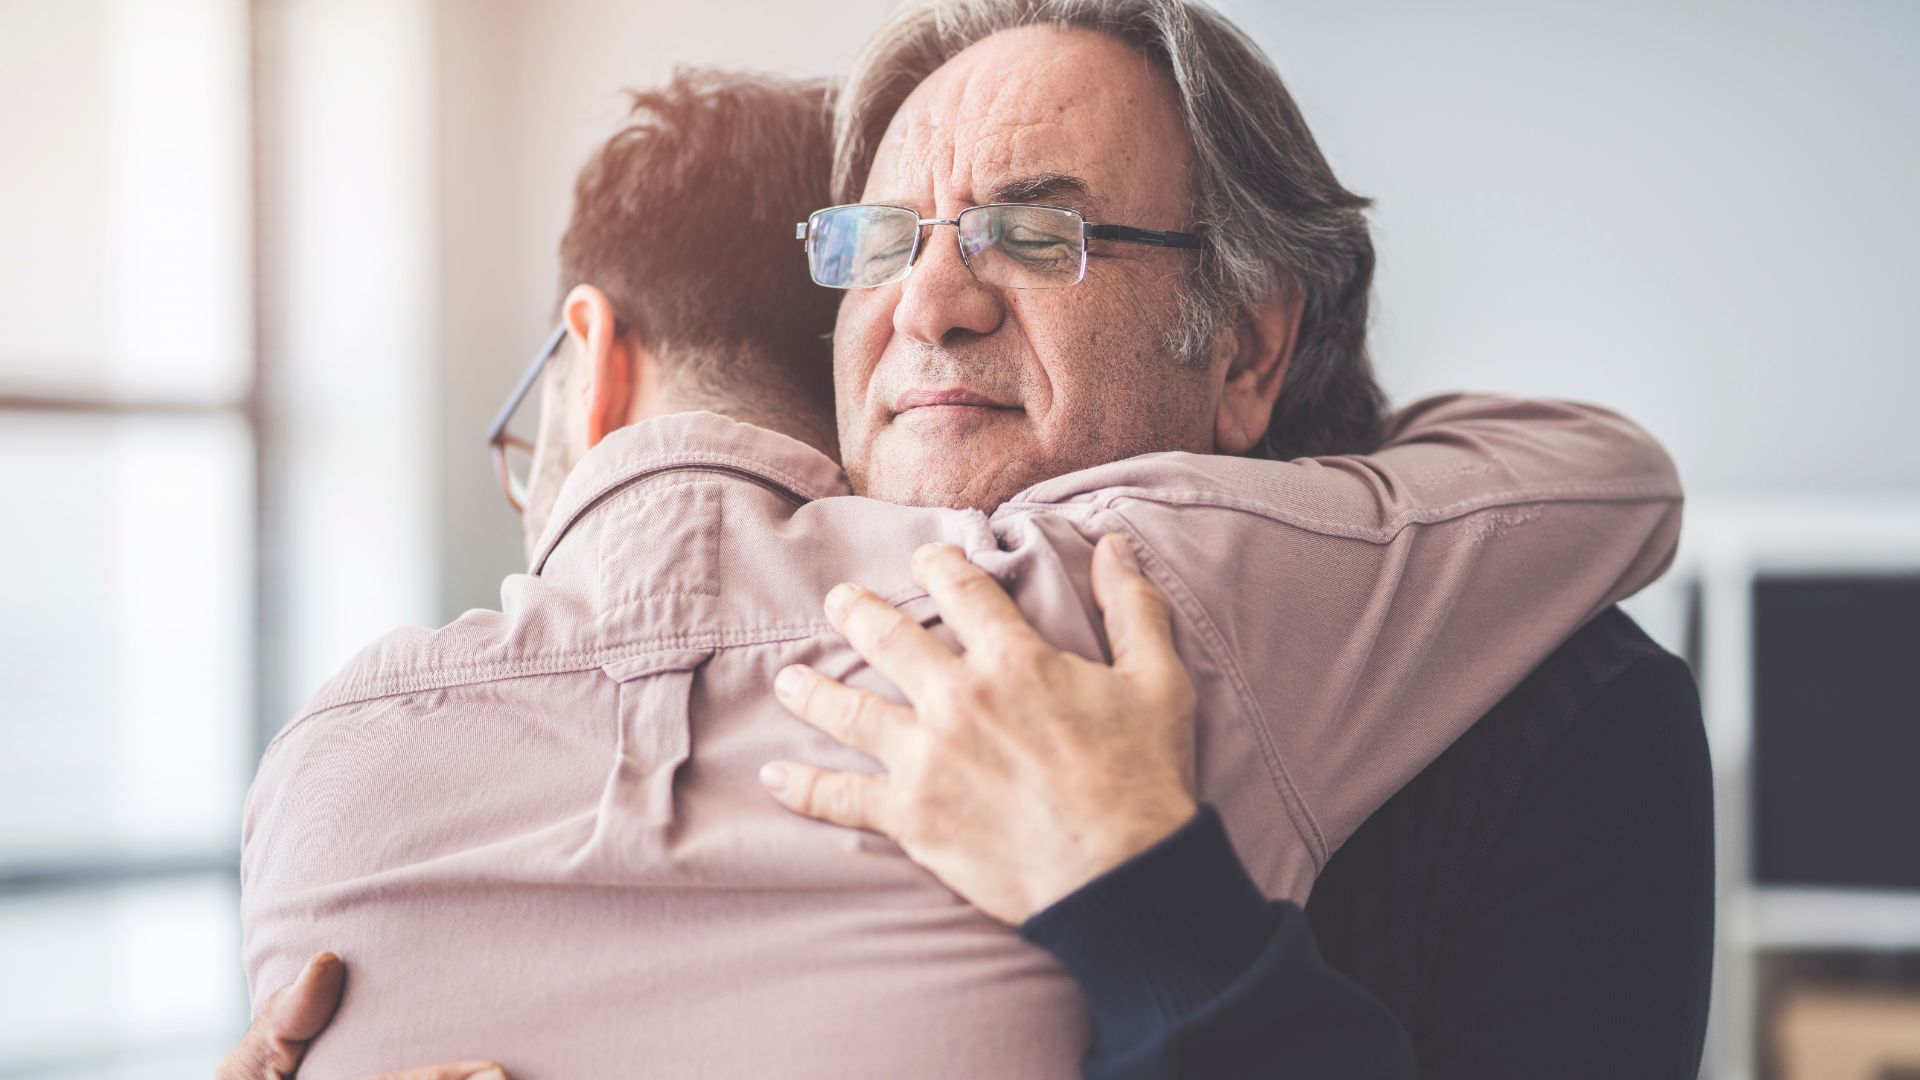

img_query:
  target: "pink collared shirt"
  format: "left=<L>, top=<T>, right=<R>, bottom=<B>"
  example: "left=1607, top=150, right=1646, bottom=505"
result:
left=242, top=394, right=1681, bottom=1078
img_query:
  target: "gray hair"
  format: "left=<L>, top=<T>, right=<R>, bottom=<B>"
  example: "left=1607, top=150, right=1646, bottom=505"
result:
left=833, top=0, right=1387, bottom=458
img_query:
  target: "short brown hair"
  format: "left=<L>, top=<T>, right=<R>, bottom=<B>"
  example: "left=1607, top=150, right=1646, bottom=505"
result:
left=558, top=69, right=840, bottom=399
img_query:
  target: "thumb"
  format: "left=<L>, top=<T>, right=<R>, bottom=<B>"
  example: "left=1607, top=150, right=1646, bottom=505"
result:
left=215, top=953, right=345, bottom=1079
left=1091, top=533, right=1180, bottom=689
left=263, top=951, right=346, bottom=1042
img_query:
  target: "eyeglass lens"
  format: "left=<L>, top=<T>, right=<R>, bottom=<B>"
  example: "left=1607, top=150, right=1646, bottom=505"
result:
left=957, top=205, right=1086, bottom=288
left=806, top=204, right=1087, bottom=290
left=497, top=437, right=534, bottom=512
left=807, top=205, right=919, bottom=289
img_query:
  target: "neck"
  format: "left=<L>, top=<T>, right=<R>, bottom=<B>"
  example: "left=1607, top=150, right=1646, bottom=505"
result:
left=648, top=378, right=840, bottom=464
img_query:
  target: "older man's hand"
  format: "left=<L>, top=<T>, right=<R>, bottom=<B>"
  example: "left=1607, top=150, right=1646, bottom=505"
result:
left=761, top=533, right=1200, bottom=925
left=214, top=951, right=507, bottom=1080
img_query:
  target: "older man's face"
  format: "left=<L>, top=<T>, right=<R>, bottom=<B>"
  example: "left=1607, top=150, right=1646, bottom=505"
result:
left=834, top=26, right=1228, bottom=510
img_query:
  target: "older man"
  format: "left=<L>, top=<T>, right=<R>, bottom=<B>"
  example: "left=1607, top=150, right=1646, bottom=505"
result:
left=778, top=5, right=1712, bottom=1074
left=224, top=7, right=1706, bottom=1079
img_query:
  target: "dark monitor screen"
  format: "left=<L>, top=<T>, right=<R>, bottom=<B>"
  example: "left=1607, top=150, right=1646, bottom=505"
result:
left=1753, top=574, right=1920, bottom=889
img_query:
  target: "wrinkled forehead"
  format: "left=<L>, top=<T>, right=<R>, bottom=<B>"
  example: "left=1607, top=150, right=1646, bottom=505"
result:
left=861, top=26, right=1192, bottom=223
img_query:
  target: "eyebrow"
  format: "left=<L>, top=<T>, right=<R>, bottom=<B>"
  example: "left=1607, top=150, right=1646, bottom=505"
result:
left=987, top=172, right=1094, bottom=209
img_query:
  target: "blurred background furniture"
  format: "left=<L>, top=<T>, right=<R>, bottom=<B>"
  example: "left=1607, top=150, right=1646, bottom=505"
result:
left=1627, top=503, right=1920, bottom=1080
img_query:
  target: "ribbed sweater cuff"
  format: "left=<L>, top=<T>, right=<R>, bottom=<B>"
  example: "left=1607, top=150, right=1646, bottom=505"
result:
left=1018, top=804, right=1280, bottom=1051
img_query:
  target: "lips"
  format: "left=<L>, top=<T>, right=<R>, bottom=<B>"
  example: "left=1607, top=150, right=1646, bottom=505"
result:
left=892, top=386, right=1017, bottom=413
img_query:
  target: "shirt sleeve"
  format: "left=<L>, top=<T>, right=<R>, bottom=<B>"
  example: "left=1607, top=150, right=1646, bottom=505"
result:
left=1019, top=804, right=1414, bottom=1080
left=1000, top=393, right=1684, bottom=892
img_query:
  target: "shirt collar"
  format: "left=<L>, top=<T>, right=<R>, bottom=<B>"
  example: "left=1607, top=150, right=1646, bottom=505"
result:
left=527, top=411, right=850, bottom=573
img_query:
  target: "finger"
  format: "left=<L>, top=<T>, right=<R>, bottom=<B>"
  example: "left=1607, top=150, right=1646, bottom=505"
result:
left=264, top=951, right=346, bottom=1042
left=213, top=1015, right=291, bottom=1080
left=758, top=760, right=890, bottom=834
left=216, top=952, right=345, bottom=1079
left=360, top=1062, right=508, bottom=1080
left=774, top=664, right=913, bottom=760
left=909, top=544, right=1044, bottom=656
left=824, top=581, right=959, bottom=693
left=1091, top=533, right=1182, bottom=689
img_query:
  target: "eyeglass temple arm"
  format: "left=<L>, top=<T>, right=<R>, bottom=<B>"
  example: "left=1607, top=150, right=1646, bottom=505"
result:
left=1083, top=222, right=1207, bottom=250
left=487, top=324, right=568, bottom=445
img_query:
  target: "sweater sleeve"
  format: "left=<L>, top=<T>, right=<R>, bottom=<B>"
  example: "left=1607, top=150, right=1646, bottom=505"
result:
left=1019, top=805, right=1415, bottom=1080
left=1023, top=647, right=1715, bottom=1080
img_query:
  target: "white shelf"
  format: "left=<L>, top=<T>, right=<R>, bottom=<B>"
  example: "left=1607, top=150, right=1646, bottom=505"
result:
left=1741, top=887, right=1920, bottom=952
left=1673, top=499, right=1920, bottom=1079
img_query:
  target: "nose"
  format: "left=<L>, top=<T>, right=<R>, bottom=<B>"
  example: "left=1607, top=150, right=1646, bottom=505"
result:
left=892, top=224, right=1004, bottom=346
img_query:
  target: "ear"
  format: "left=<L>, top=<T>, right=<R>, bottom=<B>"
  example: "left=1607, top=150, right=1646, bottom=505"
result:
left=1213, top=286, right=1303, bottom=455
left=561, top=284, right=645, bottom=448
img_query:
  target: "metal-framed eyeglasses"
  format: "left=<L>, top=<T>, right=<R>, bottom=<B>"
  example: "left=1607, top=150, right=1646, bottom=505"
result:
left=490, top=204, right=1204, bottom=511
left=796, top=202, right=1205, bottom=290
left=486, top=325, right=566, bottom=514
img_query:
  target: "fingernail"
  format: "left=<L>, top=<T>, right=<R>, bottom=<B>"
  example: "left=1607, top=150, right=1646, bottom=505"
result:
left=465, top=1069, right=506, bottom=1080
left=1109, top=534, right=1139, bottom=571
left=913, top=542, right=944, bottom=564
left=775, top=665, right=805, bottom=699
left=825, top=582, right=857, bottom=615
left=759, top=763, right=789, bottom=795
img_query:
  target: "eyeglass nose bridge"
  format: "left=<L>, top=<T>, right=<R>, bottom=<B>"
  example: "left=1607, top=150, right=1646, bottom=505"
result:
left=902, top=216, right=962, bottom=276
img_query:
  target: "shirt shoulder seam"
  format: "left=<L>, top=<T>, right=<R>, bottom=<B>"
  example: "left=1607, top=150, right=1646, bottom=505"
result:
left=1001, top=478, right=1681, bottom=545
left=1100, top=505, right=1330, bottom=871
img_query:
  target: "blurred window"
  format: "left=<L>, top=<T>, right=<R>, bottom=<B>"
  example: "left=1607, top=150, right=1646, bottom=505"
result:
left=0, top=0, right=254, bottom=1074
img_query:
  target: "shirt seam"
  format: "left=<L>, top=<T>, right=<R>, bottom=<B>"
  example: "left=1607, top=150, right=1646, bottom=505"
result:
left=274, top=621, right=833, bottom=751
left=531, top=451, right=827, bottom=573
left=1098, top=505, right=1330, bottom=872
left=1001, top=478, right=1679, bottom=546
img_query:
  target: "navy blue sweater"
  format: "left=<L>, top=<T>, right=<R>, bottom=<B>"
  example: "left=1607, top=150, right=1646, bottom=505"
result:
left=1020, top=608, right=1715, bottom=1078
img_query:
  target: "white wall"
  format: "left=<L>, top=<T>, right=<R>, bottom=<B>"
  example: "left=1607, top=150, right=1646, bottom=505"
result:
left=1231, top=0, right=1920, bottom=494
left=257, top=0, right=441, bottom=720
left=429, top=0, right=1920, bottom=615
